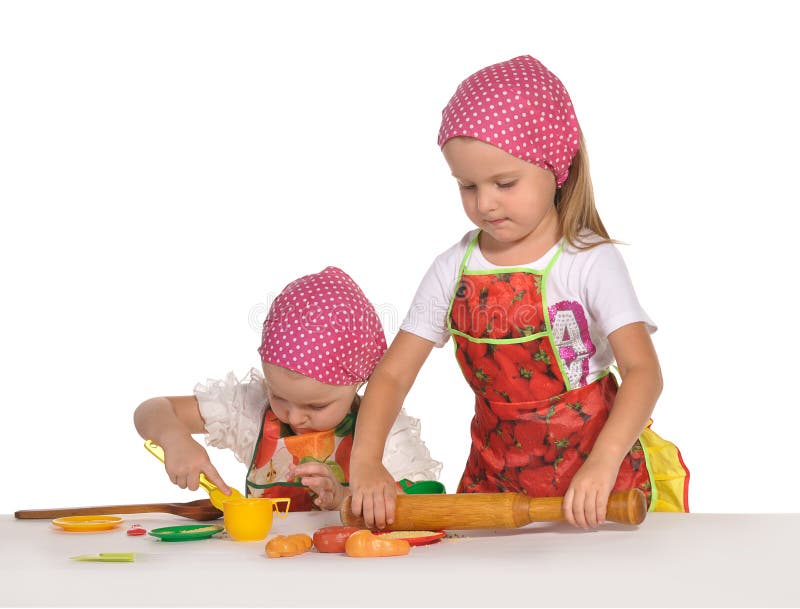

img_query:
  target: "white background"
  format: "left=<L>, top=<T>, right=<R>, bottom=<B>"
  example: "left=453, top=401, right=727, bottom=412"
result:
left=1, top=0, right=797, bottom=515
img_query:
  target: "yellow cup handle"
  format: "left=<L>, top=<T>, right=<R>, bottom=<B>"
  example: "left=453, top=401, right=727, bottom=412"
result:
left=272, top=498, right=291, bottom=519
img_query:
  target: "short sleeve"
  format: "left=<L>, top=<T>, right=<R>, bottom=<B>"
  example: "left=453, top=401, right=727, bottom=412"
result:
left=194, top=368, right=268, bottom=464
left=399, top=233, right=473, bottom=348
left=381, top=409, right=443, bottom=482
left=580, top=244, right=657, bottom=338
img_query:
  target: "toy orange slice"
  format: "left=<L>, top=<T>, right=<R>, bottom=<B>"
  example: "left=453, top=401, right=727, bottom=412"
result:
left=283, top=429, right=335, bottom=462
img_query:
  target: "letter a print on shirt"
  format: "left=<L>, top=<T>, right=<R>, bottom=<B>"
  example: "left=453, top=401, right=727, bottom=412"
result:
left=549, top=301, right=596, bottom=388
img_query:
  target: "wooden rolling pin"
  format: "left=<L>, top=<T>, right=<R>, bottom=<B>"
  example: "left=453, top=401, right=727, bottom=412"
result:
left=341, top=488, right=646, bottom=530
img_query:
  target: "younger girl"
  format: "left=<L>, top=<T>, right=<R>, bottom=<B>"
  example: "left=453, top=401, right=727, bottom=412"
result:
left=134, top=266, right=441, bottom=511
left=350, top=56, right=689, bottom=529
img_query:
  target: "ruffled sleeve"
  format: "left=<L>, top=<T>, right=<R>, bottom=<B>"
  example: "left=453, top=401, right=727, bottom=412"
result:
left=381, top=409, right=443, bottom=482
left=194, top=368, right=268, bottom=465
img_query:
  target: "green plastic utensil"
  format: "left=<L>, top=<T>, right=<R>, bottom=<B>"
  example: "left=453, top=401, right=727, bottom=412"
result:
left=144, top=440, right=244, bottom=510
left=70, top=552, right=135, bottom=562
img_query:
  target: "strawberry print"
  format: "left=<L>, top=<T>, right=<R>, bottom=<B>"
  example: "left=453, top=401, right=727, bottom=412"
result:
left=253, top=410, right=282, bottom=469
left=451, top=262, right=655, bottom=505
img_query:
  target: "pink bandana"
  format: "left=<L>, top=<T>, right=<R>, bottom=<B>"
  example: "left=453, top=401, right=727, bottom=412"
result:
left=438, top=55, right=580, bottom=187
left=258, top=266, right=387, bottom=386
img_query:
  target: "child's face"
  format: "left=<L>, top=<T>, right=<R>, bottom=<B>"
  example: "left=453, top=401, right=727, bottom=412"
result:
left=262, top=363, right=356, bottom=434
left=442, top=137, right=558, bottom=246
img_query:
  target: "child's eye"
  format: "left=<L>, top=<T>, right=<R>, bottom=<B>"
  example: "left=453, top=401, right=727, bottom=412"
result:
left=457, top=183, right=476, bottom=191
left=309, top=403, right=330, bottom=411
left=497, top=181, right=516, bottom=189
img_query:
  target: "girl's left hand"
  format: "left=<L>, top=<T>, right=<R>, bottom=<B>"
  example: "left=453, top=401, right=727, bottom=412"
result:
left=289, top=461, right=348, bottom=510
left=561, top=458, right=619, bottom=529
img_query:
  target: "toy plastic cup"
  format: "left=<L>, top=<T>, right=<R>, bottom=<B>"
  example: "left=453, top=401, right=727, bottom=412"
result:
left=222, top=497, right=291, bottom=541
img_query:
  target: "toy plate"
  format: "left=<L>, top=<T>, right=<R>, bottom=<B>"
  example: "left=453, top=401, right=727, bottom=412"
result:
left=148, top=525, right=224, bottom=542
left=376, top=530, right=445, bottom=546
left=52, top=515, right=124, bottom=532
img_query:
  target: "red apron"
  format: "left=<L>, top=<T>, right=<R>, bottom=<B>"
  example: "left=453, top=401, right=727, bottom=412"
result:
left=448, top=233, right=659, bottom=505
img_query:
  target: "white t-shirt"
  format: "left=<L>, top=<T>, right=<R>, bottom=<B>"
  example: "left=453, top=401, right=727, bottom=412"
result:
left=400, top=229, right=656, bottom=388
left=194, top=368, right=443, bottom=482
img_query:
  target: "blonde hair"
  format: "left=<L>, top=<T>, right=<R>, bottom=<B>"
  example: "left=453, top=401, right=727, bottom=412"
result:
left=554, top=131, right=616, bottom=250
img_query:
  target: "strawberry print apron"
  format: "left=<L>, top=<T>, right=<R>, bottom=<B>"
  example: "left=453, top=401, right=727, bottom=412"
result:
left=245, top=410, right=355, bottom=511
left=447, top=232, right=689, bottom=511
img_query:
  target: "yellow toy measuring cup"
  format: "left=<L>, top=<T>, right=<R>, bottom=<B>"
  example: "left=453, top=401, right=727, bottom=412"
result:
left=223, top=497, right=291, bottom=541
left=144, top=440, right=245, bottom=510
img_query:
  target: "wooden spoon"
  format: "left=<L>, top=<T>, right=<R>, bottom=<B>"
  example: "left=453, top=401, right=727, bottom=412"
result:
left=14, top=498, right=223, bottom=521
left=341, top=488, right=647, bottom=531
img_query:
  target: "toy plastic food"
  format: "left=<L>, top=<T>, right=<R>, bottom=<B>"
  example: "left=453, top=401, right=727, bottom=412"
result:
left=312, top=526, right=360, bottom=553
left=265, top=534, right=313, bottom=558
left=344, top=530, right=410, bottom=558
left=377, top=530, right=445, bottom=546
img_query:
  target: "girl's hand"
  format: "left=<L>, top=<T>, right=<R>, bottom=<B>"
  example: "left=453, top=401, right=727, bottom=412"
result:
left=163, top=434, right=231, bottom=495
left=290, top=461, right=348, bottom=510
left=561, top=457, right=619, bottom=529
left=348, top=460, right=397, bottom=529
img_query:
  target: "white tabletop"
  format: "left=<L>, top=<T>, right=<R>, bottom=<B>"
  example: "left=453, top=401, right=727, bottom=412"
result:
left=1, top=511, right=797, bottom=607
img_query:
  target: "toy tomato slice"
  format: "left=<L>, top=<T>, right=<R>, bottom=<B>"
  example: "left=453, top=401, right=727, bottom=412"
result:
left=312, top=526, right=360, bottom=553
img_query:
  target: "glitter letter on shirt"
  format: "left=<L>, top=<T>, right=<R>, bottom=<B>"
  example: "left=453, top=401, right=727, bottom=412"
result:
left=548, top=301, right=596, bottom=388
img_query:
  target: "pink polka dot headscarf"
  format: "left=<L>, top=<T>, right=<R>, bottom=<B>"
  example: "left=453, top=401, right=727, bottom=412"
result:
left=258, top=266, right=387, bottom=386
left=438, top=55, right=580, bottom=187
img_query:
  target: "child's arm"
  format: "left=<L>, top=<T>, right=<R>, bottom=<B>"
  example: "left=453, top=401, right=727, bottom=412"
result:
left=562, top=322, right=663, bottom=528
left=133, top=396, right=231, bottom=494
left=349, top=330, right=435, bottom=528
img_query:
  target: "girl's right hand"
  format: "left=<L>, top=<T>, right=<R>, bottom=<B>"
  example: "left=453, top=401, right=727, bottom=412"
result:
left=349, top=460, right=397, bottom=529
left=163, top=435, right=231, bottom=495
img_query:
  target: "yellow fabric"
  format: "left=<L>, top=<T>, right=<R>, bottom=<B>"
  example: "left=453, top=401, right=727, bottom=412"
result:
left=639, top=425, right=689, bottom=512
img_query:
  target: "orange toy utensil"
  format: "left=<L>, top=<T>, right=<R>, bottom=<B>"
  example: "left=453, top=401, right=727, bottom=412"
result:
left=341, top=488, right=647, bottom=531
left=144, top=440, right=244, bottom=510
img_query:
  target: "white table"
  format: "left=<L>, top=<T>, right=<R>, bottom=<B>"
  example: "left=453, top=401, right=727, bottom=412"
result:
left=1, top=512, right=797, bottom=607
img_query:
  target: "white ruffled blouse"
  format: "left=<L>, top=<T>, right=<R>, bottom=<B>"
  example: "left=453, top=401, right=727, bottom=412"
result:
left=194, top=368, right=442, bottom=482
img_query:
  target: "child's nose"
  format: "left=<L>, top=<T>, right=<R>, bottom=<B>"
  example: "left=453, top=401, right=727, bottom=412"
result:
left=287, top=408, right=307, bottom=427
left=475, top=188, right=497, bottom=214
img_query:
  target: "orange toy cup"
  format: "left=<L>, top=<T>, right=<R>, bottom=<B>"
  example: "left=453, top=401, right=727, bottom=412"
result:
left=223, top=497, right=291, bottom=541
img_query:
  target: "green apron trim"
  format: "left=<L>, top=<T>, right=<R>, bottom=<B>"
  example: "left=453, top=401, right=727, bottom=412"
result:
left=248, top=481, right=306, bottom=489
left=445, top=232, right=479, bottom=332
left=245, top=407, right=269, bottom=496
left=537, top=240, right=571, bottom=392
left=247, top=480, right=352, bottom=490
left=449, top=327, right=550, bottom=344
left=463, top=267, right=547, bottom=276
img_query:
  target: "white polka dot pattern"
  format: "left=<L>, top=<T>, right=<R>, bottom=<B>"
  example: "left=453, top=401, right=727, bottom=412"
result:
left=438, top=55, right=580, bottom=187
left=258, top=267, right=387, bottom=386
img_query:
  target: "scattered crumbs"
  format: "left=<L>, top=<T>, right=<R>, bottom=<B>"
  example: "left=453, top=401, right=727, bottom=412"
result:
left=181, top=526, right=222, bottom=534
